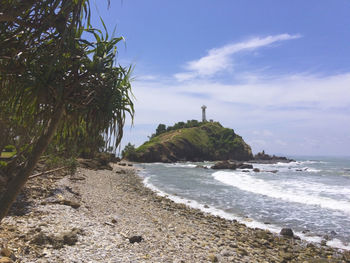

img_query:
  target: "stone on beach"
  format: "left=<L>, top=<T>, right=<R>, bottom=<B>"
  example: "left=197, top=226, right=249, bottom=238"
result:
left=280, top=228, right=294, bottom=238
left=30, top=228, right=81, bottom=249
left=0, top=247, right=12, bottom=258
left=129, top=235, right=143, bottom=244
left=60, top=199, right=81, bottom=209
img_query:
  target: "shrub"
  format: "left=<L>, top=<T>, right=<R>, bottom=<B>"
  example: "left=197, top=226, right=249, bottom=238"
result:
left=122, top=143, right=137, bottom=160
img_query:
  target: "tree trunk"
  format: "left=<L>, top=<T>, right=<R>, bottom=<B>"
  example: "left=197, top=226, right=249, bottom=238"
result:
left=0, top=120, right=8, bottom=154
left=0, top=103, right=64, bottom=222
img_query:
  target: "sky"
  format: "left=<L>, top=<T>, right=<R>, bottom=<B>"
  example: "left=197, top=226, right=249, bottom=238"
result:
left=90, top=0, right=350, bottom=156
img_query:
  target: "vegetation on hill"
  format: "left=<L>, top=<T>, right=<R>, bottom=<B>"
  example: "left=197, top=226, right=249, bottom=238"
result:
left=150, top=120, right=201, bottom=138
left=123, top=121, right=253, bottom=162
left=0, top=1, right=134, bottom=221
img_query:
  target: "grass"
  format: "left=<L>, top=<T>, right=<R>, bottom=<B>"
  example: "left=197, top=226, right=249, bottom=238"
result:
left=0, top=151, right=16, bottom=158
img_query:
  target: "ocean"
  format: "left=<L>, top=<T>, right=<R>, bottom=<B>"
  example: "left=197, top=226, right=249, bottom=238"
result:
left=136, top=156, right=350, bottom=250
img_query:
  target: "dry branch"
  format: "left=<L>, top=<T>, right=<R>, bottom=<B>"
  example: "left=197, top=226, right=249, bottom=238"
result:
left=29, top=166, right=68, bottom=179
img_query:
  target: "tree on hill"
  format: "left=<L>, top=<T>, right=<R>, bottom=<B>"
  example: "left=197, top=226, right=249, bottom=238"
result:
left=152, top=120, right=201, bottom=135
left=121, top=143, right=137, bottom=160
left=0, top=0, right=134, bottom=222
left=185, top=119, right=200, bottom=128
left=155, top=124, right=166, bottom=136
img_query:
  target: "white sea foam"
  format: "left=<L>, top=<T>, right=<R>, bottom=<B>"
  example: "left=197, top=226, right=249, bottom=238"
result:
left=212, top=171, right=350, bottom=214
left=274, top=161, right=299, bottom=167
left=141, top=174, right=350, bottom=250
left=288, top=167, right=322, bottom=173
left=300, top=160, right=327, bottom=164
left=327, top=239, right=350, bottom=250
left=255, top=165, right=321, bottom=173
left=141, top=162, right=165, bottom=166
left=301, top=167, right=321, bottom=173
left=164, top=163, right=197, bottom=168
left=253, top=164, right=322, bottom=174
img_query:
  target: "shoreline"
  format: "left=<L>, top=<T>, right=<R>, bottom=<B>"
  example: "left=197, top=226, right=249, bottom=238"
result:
left=1, top=164, right=349, bottom=262
left=138, top=163, right=350, bottom=251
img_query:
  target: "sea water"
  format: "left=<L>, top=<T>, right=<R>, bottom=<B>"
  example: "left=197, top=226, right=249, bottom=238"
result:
left=136, top=157, right=350, bottom=250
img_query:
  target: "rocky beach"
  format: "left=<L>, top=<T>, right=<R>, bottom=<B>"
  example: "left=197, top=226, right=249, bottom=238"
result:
left=1, top=164, right=350, bottom=262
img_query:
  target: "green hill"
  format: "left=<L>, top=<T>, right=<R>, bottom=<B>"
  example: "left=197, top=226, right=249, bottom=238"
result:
left=124, top=121, right=253, bottom=162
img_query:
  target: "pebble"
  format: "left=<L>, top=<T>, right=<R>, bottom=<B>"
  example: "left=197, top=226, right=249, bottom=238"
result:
left=0, top=247, right=12, bottom=257
left=1, top=164, right=348, bottom=263
left=208, top=253, right=219, bottom=262
left=129, top=236, right=143, bottom=244
left=0, top=257, right=13, bottom=263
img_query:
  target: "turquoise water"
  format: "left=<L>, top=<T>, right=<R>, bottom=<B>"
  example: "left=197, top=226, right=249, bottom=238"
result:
left=137, top=157, right=350, bottom=249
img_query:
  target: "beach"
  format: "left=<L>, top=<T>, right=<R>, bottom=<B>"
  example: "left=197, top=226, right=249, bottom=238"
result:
left=1, top=164, right=349, bottom=262
left=139, top=159, right=350, bottom=249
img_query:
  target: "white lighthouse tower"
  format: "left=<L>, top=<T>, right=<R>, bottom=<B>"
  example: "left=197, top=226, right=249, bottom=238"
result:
left=201, top=105, right=207, bottom=122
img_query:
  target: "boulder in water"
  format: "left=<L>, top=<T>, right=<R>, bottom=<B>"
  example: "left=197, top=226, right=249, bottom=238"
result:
left=265, top=170, right=278, bottom=174
left=237, top=163, right=253, bottom=169
left=251, top=151, right=294, bottom=164
left=212, top=161, right=237, bottom=170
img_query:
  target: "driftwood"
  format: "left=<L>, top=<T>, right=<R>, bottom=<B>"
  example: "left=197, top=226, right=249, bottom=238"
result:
left=29, top=166, right=67, bottom=179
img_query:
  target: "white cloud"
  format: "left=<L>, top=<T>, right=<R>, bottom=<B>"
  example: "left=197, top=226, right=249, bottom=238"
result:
left=253, top=130, right=273, bottom=137
left=132, top=72, right=350, bottom=123
left=137, top=74, right=158, bottom=81
left=124, top=72, right=350, bottom=155
left=249, top=139, right=267, bottom=147
left=174, top=34, right=301, bottom=81
left=275, top=139, right=287, bottom=146
left=173, top=72, right=195, bottom=82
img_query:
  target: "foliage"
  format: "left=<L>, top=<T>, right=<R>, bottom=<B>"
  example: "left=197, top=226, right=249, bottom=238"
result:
left=121, top=143, right=137, bottom=159
left=167, top=119, right=201, bottom=131
left=0, top=0, right=134, bottom=161
left=0, top=0, right=134, bottom=221
left=149, top=120, right=202, bottom=138
left=155, top=124, right=166, bottom=136
left=45, top=154, right=77, bottom=174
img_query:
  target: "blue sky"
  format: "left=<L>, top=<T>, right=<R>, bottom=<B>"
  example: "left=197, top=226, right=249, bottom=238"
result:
left=91, top=0, right=350, bottom=156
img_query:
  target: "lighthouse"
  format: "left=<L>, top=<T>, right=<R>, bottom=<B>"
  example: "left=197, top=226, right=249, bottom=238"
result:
left=201, top=105, right=207, bottom=122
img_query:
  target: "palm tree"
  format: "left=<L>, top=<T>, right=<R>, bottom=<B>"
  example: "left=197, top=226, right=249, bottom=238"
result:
left=0, top=0, right=134, bottom=222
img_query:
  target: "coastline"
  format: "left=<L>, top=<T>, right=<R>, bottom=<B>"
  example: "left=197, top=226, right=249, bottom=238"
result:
left=1, top=164, right=349, bottom=262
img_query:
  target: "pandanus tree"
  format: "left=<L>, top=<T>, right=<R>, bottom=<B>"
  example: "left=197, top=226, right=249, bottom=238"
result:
left=0, top=0, right=134, bottom=222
